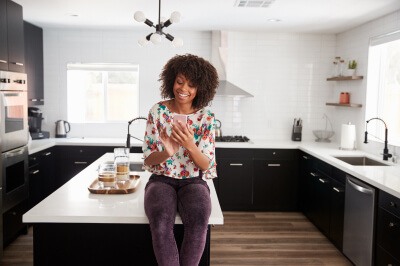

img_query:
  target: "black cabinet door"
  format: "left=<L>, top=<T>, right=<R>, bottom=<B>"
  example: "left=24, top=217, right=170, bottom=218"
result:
left=24, top=21, right=44, bottom=105
left=41, top=148, right=56, bottom=197
left=218, top=158, right=253, bottom=211
left=299, top=152, right=316, bottom=213
left=0, top=0, right=8, bottom=70
left=253, top=159, right=297, bottom=211
left=6, top=0, right=24, bottom=73
left=29, top=163, right=43, bottom=208
left=329, top=178, right=345, bottom=250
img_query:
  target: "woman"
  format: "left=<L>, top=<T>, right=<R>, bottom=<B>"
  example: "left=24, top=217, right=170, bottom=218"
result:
left=142, top=54, right=219, bottom=266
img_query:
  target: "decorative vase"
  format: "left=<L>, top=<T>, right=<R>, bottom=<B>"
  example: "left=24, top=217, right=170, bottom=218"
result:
left=346, top=69, right=356, bottom=77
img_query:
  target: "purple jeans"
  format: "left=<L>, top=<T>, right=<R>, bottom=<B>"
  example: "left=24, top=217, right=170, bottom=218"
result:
left=144, top=174, right=212, bottom=266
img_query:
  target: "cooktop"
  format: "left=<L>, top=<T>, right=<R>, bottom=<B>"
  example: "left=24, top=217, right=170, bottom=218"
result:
left=215, top=136, right=250, bottom=142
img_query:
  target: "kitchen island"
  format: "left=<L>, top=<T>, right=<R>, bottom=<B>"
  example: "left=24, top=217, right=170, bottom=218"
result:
left=23, top=153, right=224, bottom=266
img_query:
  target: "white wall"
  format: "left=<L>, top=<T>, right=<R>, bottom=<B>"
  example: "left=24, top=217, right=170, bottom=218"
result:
left=40, top=29, right=211, bottom=140
left=334, top=10, right=400, bottom=158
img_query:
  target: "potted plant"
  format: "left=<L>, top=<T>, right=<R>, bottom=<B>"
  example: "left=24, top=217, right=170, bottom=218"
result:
left=347, top=60, right=357, bottom=76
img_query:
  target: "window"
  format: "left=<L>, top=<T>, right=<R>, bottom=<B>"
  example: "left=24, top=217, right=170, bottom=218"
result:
left=366, top=31, right=400, bottom=146
left=67, top=63, right=139, bottom=123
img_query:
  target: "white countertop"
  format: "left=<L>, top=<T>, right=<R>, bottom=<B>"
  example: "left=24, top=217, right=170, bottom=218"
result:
left=23, top=152, right=224, bottom=224
left=28, top=138, right=400, bottom=199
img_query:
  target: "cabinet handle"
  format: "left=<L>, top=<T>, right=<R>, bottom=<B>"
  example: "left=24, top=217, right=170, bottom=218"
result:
left=318, top=178, right=327, bottom=183
left=303, top=155, right=309, bottom=159
left=388, top=222, right=396, bottom=228
left=31, top=99, right=38, bottom=102
left=230, top=163, right=243, bottom=166
left=40, top=99, right=44, bottom=102
left=0, top=59, right=7, bottom=63
left=44, top=152, right=52, bottom=156
left=74, top=161, right=88, bottom=165
left=268, top=164, right=280, bottom=167
left=333, top=187, right=343, bottom=193
left=30, top=170, right=40, bottom=175
left=390, top=201, right=397, bottom=207
left=310, top=172, right=318, bottom=177
left=11, top=62, right=24, bottom=66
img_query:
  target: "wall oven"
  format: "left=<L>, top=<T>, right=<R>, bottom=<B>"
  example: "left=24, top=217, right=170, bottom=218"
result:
left=0, top=71, right=28, bottom=152
left=1, top=145, right=29, bottom=213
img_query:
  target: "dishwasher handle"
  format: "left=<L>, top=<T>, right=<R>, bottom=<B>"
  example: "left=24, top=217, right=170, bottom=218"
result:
left=347, top=177, right=374, bottom=195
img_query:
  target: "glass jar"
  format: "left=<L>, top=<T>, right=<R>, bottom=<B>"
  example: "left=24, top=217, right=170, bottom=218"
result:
left=98, top=163, right=117, bottom=188
left=332, top=62, right=338, bottom=77
left=339, top=60, right=345, bottom=76
left=114, top=147, right=130, bottom=181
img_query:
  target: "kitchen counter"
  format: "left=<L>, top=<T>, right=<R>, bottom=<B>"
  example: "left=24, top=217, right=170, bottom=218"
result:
left=23, top=152, right=223, bottom=224
left=28, top=138, right=400, bottom=199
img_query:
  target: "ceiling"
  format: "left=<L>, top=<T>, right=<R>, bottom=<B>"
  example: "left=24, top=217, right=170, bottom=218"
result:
left=14, top=0, right=400, bottom=33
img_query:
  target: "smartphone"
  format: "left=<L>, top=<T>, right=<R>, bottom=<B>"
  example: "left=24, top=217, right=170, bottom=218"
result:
left=173, top=114, right=187, bottom=131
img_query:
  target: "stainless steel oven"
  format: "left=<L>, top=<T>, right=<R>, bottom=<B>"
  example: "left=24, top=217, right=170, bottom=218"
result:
left=1, top=145, right=29, bottom=213
left=0, top=71, right=28, bottom=152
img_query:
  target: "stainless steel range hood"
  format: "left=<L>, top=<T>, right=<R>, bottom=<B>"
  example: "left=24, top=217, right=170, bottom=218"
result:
left=211, top=31, right=253, bottom=97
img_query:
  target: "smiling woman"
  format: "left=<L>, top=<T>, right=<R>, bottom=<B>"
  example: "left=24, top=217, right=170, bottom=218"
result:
left=66, top=63, right=139, bottom=123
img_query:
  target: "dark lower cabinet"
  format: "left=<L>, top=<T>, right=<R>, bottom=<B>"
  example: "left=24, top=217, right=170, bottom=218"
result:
left=253, top=158, right=298, bottom=211
left=0, top=0, right=8, bottom=70
left=3, top=200, right=28, bottom=247
left=218, top=158, right=253, bottom=211
left=300, top=152, right=345, bottom=251
left=376, top=190, right=400, bottom=265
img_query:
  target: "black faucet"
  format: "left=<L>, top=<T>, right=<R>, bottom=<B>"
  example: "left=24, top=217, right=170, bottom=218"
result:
left=364, top=118, right=392, bottom=161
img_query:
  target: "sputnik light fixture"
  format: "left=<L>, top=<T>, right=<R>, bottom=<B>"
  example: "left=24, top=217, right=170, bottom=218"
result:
left=134, top=0, right=183, bottom=47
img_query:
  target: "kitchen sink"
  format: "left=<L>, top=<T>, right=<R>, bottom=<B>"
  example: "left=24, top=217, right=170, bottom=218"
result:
left=130, top=162, right=144, bottom=172
left=333, top=156, right=389, bottom=166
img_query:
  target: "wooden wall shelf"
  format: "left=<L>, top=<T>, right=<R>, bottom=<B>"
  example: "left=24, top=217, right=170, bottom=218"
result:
left=326, top=103, right=362, bottom=108
left=327, top=76, right=363, bottom=81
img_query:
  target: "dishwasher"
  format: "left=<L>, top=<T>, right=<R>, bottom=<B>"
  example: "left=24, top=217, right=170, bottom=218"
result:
left=343, top=175, right=376, bottom=266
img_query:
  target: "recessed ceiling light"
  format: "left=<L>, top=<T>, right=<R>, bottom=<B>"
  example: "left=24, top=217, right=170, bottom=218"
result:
left=267, top=19, right=281, bottom=22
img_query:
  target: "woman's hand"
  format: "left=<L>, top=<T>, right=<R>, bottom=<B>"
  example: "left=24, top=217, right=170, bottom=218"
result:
left=159, top=128, right=179, bottom=157
left=171, top=122, right=196, bottom=152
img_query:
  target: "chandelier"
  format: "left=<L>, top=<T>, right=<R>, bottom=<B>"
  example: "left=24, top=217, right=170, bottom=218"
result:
left=134, top=0, right=183, bottom=47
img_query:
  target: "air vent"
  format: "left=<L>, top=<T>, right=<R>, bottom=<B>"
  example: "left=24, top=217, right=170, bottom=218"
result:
left=234, top=0, right=276, bottom=8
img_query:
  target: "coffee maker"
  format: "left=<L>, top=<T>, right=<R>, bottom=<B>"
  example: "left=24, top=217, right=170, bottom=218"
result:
left=28, top=107, right=50, bottom=139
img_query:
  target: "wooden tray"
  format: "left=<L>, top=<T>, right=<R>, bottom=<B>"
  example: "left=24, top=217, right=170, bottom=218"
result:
left=88, top=174, right=141, bottom=194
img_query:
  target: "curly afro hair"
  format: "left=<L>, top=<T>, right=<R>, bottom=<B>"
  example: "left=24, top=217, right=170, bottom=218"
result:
left=159, top=54, right=219, bottom=110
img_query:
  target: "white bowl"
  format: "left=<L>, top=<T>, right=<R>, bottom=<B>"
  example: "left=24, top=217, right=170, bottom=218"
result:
left=313, top=130, right=334, bottom=142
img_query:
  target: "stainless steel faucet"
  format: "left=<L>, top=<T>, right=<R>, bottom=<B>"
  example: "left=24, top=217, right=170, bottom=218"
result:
left=364, top=117, right=392, bottom=161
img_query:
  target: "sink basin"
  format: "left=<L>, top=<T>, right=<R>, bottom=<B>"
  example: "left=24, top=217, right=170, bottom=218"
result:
left=334, top=156, right=389, bottom=166
left=130, top=162, right=144, bottom=172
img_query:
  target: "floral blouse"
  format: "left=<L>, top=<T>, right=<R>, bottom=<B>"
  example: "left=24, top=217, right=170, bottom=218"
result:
left=142, top=101, right=217, bottom=180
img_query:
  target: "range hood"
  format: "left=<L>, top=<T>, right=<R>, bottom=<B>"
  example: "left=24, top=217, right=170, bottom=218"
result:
left=211, top=31, right=253, bottom=98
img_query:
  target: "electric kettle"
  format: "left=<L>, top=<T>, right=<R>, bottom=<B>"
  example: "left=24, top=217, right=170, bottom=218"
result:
left=55, top=120, right=71, bottom=138
left=215, top=119, right=222, bottom=137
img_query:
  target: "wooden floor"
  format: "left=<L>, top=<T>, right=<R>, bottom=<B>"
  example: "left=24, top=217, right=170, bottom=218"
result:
left=1, top=212, right=351, bottom=266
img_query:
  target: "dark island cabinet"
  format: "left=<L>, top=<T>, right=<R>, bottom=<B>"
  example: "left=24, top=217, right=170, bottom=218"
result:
left=216, top=148, right=253, bottom=211
left=253, top=149, right=298, bottom=211
left=376, top=190, right=400, bottom=265
left=24, top=21, right=44, bottom=105
left=0, top=0, right=25, bottom=72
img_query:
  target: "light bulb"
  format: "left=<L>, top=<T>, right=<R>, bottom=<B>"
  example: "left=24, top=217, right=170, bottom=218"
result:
left=138, top=36, right=149, bottom=47
left=134, top=11, right=146, bottom=22
left=150, top=33, right=162, bottom=44
left=170, top=11, right=181, bottom=23
left=172, top=37, right=183, bottom=48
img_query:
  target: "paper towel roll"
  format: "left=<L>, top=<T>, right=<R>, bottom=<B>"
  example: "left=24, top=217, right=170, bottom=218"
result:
left=341, top=123, right=356, bottom=150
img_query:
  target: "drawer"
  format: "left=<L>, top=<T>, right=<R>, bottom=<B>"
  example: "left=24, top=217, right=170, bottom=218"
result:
left=57, top=146, right=114, bottom=159
left=29, top=153, right=41, bottom=168
left=331, top=167, right=346, bottom=185
left=216, top=148, right=253, bottom=159
left=253, top=149, right=296, bottom=160
left=316, top=160, right=332, bottom=177
left=376, top=208, right=400, bottom=260
left=376, top=245, right=400, bottom=266
left=379, top=190, right=400, bottom=218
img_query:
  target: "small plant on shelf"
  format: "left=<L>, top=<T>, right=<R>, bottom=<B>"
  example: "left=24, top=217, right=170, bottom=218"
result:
left=348, top=60, right=357, bottom=69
